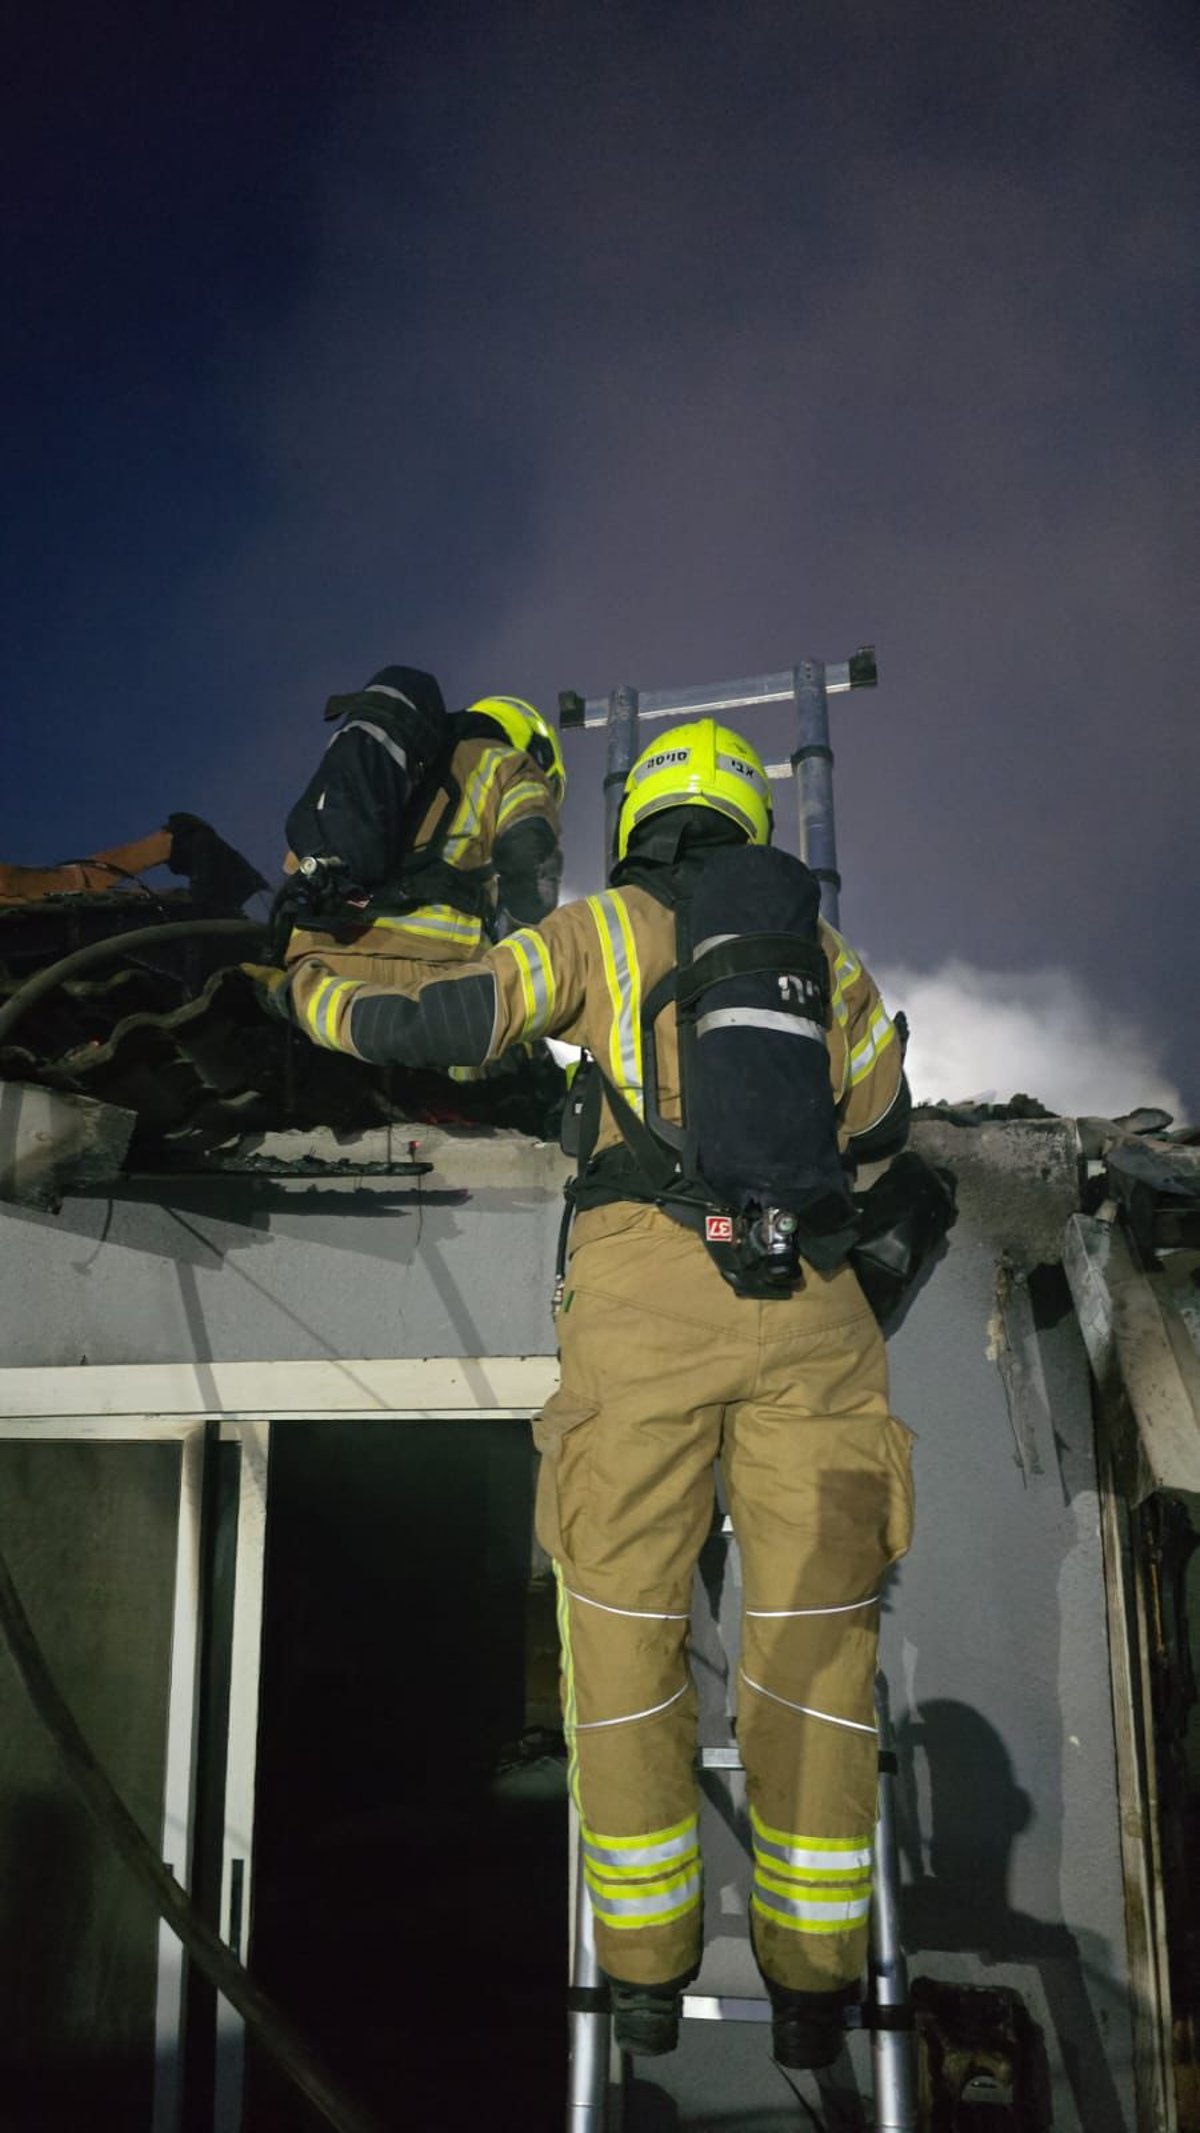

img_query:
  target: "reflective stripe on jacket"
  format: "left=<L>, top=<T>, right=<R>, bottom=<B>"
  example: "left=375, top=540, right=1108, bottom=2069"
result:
left=285, top=737, right=560, bottom=969
left=350, top=885, right=901, bottom=1146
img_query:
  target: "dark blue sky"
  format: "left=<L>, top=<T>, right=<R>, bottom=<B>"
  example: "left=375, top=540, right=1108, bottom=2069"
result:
left=4, top=1, right=1198, bottom=1110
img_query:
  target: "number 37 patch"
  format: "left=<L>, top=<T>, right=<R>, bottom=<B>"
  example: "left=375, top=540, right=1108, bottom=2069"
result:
left=705, top=1214, right=734, bottom=1242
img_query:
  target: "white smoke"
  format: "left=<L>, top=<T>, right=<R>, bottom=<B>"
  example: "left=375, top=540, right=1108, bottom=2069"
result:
left=878, top=960, right=1186, bottom=1123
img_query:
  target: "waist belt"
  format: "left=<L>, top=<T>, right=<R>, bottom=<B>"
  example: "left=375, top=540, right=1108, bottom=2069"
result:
left=367, top=855, right=494, bottom=922
left=563, top=1144, right=795, bottom=1300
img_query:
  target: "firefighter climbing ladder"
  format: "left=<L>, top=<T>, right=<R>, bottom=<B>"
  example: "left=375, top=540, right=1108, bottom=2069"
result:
left=555, top=652, right=919, bottom=2130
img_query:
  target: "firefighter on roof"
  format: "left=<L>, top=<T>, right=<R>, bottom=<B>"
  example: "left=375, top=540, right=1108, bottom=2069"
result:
left=276, top=668, right=565, bottom=1030
left=279, top=719, right=913, bottom=2071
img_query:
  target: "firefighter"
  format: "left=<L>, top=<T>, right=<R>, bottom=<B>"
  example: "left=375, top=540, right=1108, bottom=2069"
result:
left=278, top=720, right=912, bottom=2069
left=279, top=676, right=566, bottom=1053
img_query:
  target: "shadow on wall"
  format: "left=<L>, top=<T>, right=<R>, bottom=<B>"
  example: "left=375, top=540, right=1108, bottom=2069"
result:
left=0, top=1175, right=463, bottom=1263
left=897, top=1699, right=1128, bottom=2132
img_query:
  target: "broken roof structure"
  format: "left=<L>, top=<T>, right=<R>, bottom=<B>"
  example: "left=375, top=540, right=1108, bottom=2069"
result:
left=0, top=822, right=567, bottom=1203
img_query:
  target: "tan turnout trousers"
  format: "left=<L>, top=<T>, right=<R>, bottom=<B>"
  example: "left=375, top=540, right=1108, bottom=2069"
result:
left=538, top=1199, right=914, bottom=1995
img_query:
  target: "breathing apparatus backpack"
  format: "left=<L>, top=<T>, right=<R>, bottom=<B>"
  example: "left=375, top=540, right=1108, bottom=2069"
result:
left=567, top=844, right=861, bottom=1299
left=278, top=692, right=497, bottom=952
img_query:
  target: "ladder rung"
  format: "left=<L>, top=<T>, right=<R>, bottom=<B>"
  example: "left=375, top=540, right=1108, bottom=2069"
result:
left=682, top=1994, right=770, bottom=2024
left=697, top=1746, right=743, bottom=1770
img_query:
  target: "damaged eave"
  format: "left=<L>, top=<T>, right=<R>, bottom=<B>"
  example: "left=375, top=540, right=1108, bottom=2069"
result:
left=1064, top=1210, right=1200, bottom=1503
left=0, top=1080, right=137, bottom=1209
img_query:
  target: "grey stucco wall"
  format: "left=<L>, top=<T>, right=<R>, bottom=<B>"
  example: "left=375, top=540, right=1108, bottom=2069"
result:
left=881, top=1124, right=1134, bottom=2132
left=0, top=1119, right=1139, bottom=2129
left=0, top=1132, right=569, bottom=1368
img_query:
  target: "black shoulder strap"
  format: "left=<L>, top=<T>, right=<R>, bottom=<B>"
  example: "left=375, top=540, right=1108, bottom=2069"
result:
left=365, top=734, right=484, bottom=917
left=401, top=741, right=462, bottom=866
left=672, top=892, right=700, bottom=1175
left=594, top=1066, right=683, bottom=1197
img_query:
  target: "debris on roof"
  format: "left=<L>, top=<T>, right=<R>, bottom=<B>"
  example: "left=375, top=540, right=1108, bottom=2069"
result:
left=912, top=1093, right=1058, bottom=1126
left=0, top=815, right=567, bottom=1202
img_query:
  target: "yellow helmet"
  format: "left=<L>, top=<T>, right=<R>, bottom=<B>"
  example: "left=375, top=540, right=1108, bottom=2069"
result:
left=466, top=695, right=566, bottom=802
left=617, top=719, right=772, bottom=860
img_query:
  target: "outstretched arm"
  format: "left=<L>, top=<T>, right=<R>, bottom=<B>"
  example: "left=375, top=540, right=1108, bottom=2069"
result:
left=290, top=906, right=586, bottom=1067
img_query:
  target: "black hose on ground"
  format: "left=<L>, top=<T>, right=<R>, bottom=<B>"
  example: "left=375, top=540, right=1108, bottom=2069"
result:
left=0, top=917, right=269, bottom=1049
left=0, top=1536, right=387, bottom=2133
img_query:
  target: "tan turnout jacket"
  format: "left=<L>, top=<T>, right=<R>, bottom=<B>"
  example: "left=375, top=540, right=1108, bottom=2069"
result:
left=286, top=735, right=560, bottom=971
left=344, top=883, right=903, bottom=1151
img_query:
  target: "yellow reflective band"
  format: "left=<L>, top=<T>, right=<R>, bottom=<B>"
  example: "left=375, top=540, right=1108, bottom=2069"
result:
left=754, top=1858, right=870, bottom=1894
left=301, top=975, right=336, bottom=1040
left=754, top=1865, right=869, bottom=1900
left=848, top=1002, right=896, bottom=1085
left=500, top=929, right=556, bottom=1040
left=751, top=1891, right=871, bottom=1935
left=583, top=1813, right=697, bottom=1854
left=586, top=1860, right=700, bottom=1903
left=583, top=1819, right=700, bottom=1875
left=750, top=1806, right=872, bottom=1870
left=304, top=975, right=359, bottom=1052
left=443, top=747, right=505, bottom=862
left=585, top=1862, right=702, bottom=1925
left=587, top=891, right=643, bottom=1115
left=496, top=778, right=549, bottom=829
left=827, top=928, right=860, bottom=1028
left=754, top=1877, right=869, bottom=1928
left=372, top=906, right=483, bottom=948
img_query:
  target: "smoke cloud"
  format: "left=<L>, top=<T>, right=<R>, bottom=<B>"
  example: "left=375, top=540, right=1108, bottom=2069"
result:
left=556, top=879, right=1185, bottom=1119
left=879, top=960, right=1186, bottom=1122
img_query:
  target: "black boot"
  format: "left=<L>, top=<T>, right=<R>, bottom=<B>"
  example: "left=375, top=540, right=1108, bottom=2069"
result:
left=766, top=1981, right=857, bottom=2070
left=605, top=1969, right=694, bottom=2057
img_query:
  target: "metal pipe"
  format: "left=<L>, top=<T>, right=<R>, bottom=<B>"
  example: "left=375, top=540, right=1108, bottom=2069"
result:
left=604, top=685, right=640, bottom=882
left=869, top=1674, right=918, bottom=2132
left=0, top=918, right=267, bottom=1048
left=791, top=661, right=841, bottom=927
left=567, top=1845, right=610, bottom=2131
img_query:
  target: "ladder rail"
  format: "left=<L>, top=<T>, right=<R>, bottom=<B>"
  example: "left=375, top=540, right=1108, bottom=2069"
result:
left=869, top=1684, right=919, bottom=2132
left=567, top=1807, right=612, bottom=2131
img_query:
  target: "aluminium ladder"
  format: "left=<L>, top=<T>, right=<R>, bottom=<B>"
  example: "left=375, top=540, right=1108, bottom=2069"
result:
left=564, top=1582, right=918, bottom=2130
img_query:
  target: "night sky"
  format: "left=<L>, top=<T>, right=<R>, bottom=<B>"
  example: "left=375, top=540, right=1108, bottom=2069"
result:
left=5, top=1, right=1198, bottom=1115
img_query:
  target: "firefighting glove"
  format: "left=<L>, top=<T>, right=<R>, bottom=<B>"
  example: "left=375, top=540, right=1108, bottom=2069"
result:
left=242, top=963, right=297, bottom=1025
left=265, top=860, right=355, bottom=962
left=850, top=1152, right=957, bottom=1323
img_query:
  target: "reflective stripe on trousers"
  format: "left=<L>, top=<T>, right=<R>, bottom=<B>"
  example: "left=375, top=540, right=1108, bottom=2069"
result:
left=750, top=1804, right=872, bottom=1936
